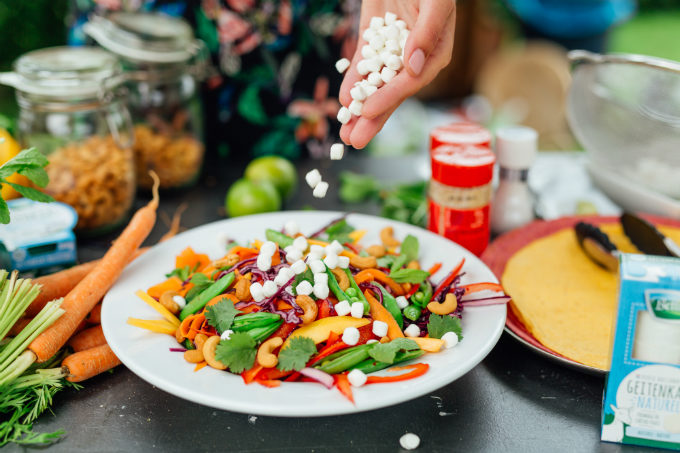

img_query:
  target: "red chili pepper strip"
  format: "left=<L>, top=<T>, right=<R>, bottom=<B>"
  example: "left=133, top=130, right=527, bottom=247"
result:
left=459, top=282, right=504, bottom=295
left=343, top=242, right=360, bottom=254
left=317, top=299, right=331, bottom=319
left=365, top=363, right=429, bottom=384
left=284, top=372, right=301, bottom=382
left=406, top=283, right=421, bottom=299
left=432, top=257, right=465, bottom=300
left=334, top=373, right=354, bottom=403
left=428, top=262, right=442, bottom=276
left=256, top=367, right=292, bottom=381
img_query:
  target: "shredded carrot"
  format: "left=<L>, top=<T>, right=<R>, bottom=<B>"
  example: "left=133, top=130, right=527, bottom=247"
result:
left=68, top=325, right=107, bottom=352
left=62, top=344, right=122, bottom=382
left=460, top=282, right=504, bottom=294
left=334, top=374, right=354, bottom=403
left=271, top=244, right=281, bottom=266
left=276, top=301, right=293, bottom=311
left=194, top=361, right=208, bottom=372
left=206, top=293, right=239, bottom=307
left=364, top=289, right=404, bottom=339
left=147, top=276, right=183, bottom=299
left=255, top=378, right=281, bottom=388
left=354, top=269, right=405, bottom=296
left=229, top=246, right=259, bottom=260
left=242, top=364, right=264, bottom=384
left=427, top=262, right=442, bottom=276
left=29, top=173, right=160, bottom=363
left=365, top=363, right=429, bottom=384
left=175, top=247, right=210, bottom=272
left=179, top=313, right=205, bottom=340
left=240, top=305, right=261, bottom=314
left=159, top=202, right=186, bottom=243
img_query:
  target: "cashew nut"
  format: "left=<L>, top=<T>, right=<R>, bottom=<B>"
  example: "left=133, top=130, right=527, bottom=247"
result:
left=427, top=293, right=458, bottom=315
left=380, top=227, right=400, bottom=248
left=175, top=327, right=184, bottom=344
left=194, top=333, right=208, bottom=350
left=296, top=295, right=318, bottom=324
left=202, top=335, right=227, bottom=370
left=332, top=268, right=350, bottom=291
left=212, top=253, right=240, bottom=269
left=234, top=278, right=250, bottom=301
left=349, top=254, right=378, bottom=270
left=257, top=337, right=283, bottom=368
left=183, top=349, right=204, bottom=363
left=159, top=290, right=181, bottom=314
left=366, top=244, right=386, bottom=257
left=407, top=260, right=420, bottom=270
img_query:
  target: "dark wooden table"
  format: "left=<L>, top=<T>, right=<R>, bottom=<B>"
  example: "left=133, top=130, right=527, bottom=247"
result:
left=22, top=151, right=648, bottom=453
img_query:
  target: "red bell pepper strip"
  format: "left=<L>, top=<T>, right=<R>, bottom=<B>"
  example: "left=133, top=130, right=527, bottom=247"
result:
left=270, top=322, right=297, bottom=341
left=256, top=367, right=293, bottom=381
left=326, top=330, right=341, bottom=345
left=357, top=324, right=375, bottom=344
left=334, top=373, right=354, bottom=403
left=343, top=242, right=360, bottom=254
left=432, top=258, right=465, bottom=300
left=255, top=378, right=281, bottom=388
left=317, top=299, right=331, bottom=319
left=242, top=365, right=264, bottom=384
left=459, top=282, right=504, bottom=295
left=405, top=283, right=421, bottom=299
left=308, top=341, right=350, bottom=366
left=365, top=363, right=429, bottom=384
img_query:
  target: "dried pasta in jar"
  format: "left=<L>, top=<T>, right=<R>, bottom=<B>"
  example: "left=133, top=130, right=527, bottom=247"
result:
left=43, top=136, right=136, bottom=232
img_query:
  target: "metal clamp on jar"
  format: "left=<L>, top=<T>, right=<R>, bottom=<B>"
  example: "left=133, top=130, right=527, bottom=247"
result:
left=0, top=46, right=136, bottom=234
left=84, top=12, right=208, bottom=190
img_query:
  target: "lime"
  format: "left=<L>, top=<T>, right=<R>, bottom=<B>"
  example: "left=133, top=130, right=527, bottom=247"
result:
left=225, top=178, right=281, bottom=217
left=244, top=156, right=297, bottom=199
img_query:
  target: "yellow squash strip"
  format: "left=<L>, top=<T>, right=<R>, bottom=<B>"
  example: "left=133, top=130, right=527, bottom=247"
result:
left=135, top=290, right=180, bottom=327
left=283, top=316, right=370, bottom=348
left=411, top=337, right=445, bottom=352
left=348, top=229, right=367, bottom=243
left=127, top=318, right=178, bottom=335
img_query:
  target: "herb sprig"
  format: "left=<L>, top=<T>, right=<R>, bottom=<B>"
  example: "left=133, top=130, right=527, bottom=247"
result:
left=0, top=147, right=53, bottom=224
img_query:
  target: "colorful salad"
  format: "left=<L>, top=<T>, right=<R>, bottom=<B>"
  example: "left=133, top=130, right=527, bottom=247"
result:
left=128, top=217, right=509, bottom=402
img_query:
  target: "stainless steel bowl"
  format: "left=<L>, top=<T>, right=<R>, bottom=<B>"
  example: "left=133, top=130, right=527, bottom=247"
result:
left=567, top=50, right=680, bottom=217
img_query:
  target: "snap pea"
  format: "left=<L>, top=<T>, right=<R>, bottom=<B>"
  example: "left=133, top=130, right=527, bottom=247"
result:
left=232, top=313, right=281, bottom=332
left=316, top=346, right=372, bottom=374
left=265, top=229, right=295, bottom=248
left=326, top=267, right=350, bottom=302
left=345, top=287, right=357, bottom=297
left=246, top=320, right=283, bottom=342
left=413, top=281, right=433, bottom=309
left=371, top=282, right=404, bottom=329
left=179, top=272, right=235, bottom=320
left=352, top=349, right=426, bottom=374
left=345, top=269, right=370, bottom=314
left=403, top=305, right=422, bottom=322
left=314, top=344, right=374, bottom=367
left=182, top=338, right=194, bottom=350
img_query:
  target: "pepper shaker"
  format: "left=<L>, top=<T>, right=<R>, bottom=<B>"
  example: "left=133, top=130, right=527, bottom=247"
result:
left=490, top=126, right=538, bottom=235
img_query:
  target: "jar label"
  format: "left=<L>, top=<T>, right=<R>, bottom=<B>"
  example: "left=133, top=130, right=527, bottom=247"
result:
left=428, top=199, right=490, bottom=256
left=428, top=179, right=492, bottom=210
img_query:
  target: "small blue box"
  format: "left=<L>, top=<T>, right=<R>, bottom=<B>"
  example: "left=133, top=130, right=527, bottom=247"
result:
left=602, top=254, right=680, bottom=450
left=0, top=199, right=78, bottom=272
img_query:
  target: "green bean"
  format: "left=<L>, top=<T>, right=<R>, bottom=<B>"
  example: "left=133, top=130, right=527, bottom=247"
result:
left=345, top=287, right=357, bottom=297
left=265, top=229, right=295, bottom=248
left=352, top=349, right=426, bottom=374
left=326, top=267, right=350, bottom=302
left=179, top=272, right=235, bottom=320
left=316, top=347, right=372, bottom=374
left=403, top=305, right=422, bottom=322
left=232, top=312, right=281, bottom=330
left=314, top=344, right=374, bottom=367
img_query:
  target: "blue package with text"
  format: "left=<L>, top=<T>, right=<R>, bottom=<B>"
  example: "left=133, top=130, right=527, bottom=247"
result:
left=0, top=199, right=77, bottom=272
left=602, top=253, right=680, bottom=450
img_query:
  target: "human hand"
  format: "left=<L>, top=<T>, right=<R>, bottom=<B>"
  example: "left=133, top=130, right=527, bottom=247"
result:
left=339, top=0, right=456, bottom=149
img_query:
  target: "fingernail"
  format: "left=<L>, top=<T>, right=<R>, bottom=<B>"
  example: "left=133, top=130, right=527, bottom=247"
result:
left=409, top=49, right=425, bottom=75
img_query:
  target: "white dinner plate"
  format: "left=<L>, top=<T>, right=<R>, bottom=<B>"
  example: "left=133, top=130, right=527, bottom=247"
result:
left=102, top=211, right=506, bottom=417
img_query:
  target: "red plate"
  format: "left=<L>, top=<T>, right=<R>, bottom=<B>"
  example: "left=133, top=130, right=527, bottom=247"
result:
left=480, top=214, right=680, bottom=375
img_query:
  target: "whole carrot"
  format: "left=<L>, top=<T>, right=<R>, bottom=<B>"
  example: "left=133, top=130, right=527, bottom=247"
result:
left=29, top=173, right=160, bottom=362
left=62, top=344, right=121, bottom=382
left=87, top=303, right=102, bottom=324
left=68, top=325, right=107, bottom=352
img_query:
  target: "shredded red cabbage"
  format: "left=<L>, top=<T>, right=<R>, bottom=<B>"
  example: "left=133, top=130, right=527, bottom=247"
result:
left=169, top=348, right=187, bottom=352
left=461, top=295, right=511, bottom=306
left=360, top=282, right=383, bottom=304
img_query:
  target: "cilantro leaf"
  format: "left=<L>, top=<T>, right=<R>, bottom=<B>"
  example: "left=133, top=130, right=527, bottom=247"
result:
left=427, top=314, right=463, bottom=340
left=277, top=336, right=317, bottom=371
left=214, top=332, right=257, bottom=373
left=0, top=197, right=8, bottom=225
left=205, top=299, right=242, bottom=334
left=368, top=338, right=420, bottom=364
left=166, top=265, right=191, bottom=281
left=389, top=268, right=430, bottom=283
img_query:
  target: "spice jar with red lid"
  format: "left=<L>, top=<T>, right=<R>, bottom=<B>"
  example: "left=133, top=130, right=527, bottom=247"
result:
left=428, top=144, right=496, bottom=255
left=429, top=122, right=492, bottom=151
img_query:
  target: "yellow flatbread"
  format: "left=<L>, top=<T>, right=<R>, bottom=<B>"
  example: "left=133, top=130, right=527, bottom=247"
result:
left=502, top=223, right=680, bottom=370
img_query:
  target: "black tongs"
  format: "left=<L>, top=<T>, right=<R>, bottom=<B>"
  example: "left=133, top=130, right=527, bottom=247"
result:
left=574, top=213, right=680, bottom=272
